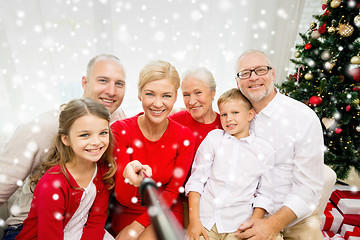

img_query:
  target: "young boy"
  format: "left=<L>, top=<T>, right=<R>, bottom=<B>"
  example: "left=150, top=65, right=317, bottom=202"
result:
left=185, top=88, right=276, bottom=240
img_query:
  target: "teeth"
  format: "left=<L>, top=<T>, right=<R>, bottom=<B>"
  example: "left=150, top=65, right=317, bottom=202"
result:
left=87, top=148, right=100, bottom=152
left=152, top=110, right=163, bottom=114
left=103, top=99, right=115, bottom=103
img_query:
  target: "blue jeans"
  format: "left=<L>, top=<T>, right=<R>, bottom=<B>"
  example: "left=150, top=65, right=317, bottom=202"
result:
left=2, top=224, right=23, bottom=240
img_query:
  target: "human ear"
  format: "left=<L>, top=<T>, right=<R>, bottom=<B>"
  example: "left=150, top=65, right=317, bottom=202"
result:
left=61, top=134, right=70, bottom=146
left=81, top=76, right=88, bottom=91
left=248, top=108, right=255, bottom=122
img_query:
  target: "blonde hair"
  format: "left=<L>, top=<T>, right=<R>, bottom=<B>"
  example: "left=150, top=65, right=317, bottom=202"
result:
left=138, top=60, right=180, bottom=95
left=182, top=67, right=216, bottom=92
left=217, top=88, right=252, bottom=110
left=31, top=98, right=116, bottom=191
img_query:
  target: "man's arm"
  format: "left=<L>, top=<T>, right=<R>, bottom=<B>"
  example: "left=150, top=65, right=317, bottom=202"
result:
left=236, top=206, right=296, bottom=240
left=0, top=110, right=58, bottom=206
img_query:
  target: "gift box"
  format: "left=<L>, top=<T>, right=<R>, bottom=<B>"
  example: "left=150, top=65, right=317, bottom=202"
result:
left=340, top=224, right=360, bottom=240
left=322, top=230, right=345, bottom=239
left=337, top=199, right=360, bottom=215
left=330, top=187, right=360, bottom=207
left=321, top=202, right=344, bottom=233
left=343, top=213, right=360, bottom=227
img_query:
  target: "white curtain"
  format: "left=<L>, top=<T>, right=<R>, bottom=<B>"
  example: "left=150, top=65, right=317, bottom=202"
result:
left=0, top=0, right=305, bottom=141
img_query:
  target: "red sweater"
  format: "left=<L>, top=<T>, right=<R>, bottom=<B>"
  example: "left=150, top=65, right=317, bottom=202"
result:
left=16, top=163, right=110, bottom=240
left=169, top=110, right=222, bottom=154
left=110, top=113, right=195, bottom=234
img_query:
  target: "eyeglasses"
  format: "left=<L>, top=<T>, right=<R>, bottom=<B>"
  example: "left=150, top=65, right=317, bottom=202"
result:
left=236, top=66, right=272, bottom=80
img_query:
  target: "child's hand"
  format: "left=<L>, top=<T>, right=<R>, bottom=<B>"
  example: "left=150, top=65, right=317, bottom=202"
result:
left=123, top=160, right=152, bottom=187
left=185, top=220, right=209, bottom=240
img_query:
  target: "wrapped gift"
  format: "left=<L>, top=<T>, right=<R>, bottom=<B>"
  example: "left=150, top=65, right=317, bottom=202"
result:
left=340, top=224, right=360, bottom=240
left=343, top=213, right=360, bottom=227
left=321, top=202, right=344, bottom=233
left=337, top=199, right=360, bottom=215
left=322, top=230, right=345, bottom=239
left=330, top=187, right=360, bottom=207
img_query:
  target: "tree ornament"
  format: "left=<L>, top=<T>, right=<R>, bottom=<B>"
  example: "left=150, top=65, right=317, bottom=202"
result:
left=311, top=30, right=321, bottom=39
left=328, top=26, right=336, bottom=33
left=318, top=23, right=327, bottom=33
left=353, top=98, right=359, bottom=105
left=309, top=96, right=323, bottom=106
left=330, top=0, right=341, bottom=8
left=324, top=61, right=335, bottom=71
left=305, top=43, right=312, bottom=50
left=335, top=128, right=342, bottom=134
left=337, top=23, right=354, bottom=37
left=350, top=55, right=360, bottom=64
left=321, top=117, right=335, bottom=129
left=304, top=72, right=314, bottom=80
left=346, top=105, right=351, bottom=111
left=321, top=50, right=331, bottom=60
left=349, top=67, right=360, bottom=82
left=355, top=15, right=360, bottom=28
left=294, top=51, right=300, bottom=58
left=339, top=75, right=345, bottom=82
left=310, top=22, right=317, bottom=30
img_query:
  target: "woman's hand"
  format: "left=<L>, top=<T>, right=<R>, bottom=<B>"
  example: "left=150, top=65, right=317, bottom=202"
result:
left=115, top=221, right=145, bottom=240
left=123, top=160, right=152, bottom=187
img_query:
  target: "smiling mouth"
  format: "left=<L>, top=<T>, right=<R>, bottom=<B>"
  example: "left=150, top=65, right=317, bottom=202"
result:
left=150, top=109, right=165, bottom=114
left=190, top=106, right=201, bottom=110
left=86, top=147, right=102, bottom=153
left=101, top=98, right=116, bottom=103
left=249, top=84, right=263, bottom=89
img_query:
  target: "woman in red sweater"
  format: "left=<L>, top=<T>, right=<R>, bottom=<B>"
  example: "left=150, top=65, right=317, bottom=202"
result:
left=169, top=67, right=222, bottom=228
left=110, top=60, right=195, bottom=239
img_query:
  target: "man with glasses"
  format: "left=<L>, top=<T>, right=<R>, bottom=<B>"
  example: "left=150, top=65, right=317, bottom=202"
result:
left=235, top=49, right=324, bottom=240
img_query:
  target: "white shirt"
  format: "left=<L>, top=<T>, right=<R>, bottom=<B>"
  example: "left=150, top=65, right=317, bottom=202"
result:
left=185, top=129, right=275, bottom=233
left=64, top=165, right=98, bottom=240
left=250, top=91, right=324, bottom=225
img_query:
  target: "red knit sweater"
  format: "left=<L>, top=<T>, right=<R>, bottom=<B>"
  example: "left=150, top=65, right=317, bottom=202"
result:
left=169, top=110, right=222, bottom=154
left=110, top=113, right=195, bottom=234
left=16, top=163, right=110, bottom=240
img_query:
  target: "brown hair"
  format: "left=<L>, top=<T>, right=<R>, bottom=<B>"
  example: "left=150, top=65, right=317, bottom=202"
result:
left=217, top=88, right=252, bottom=110
left=30, top=98, right=116, bottom=191
left=138, top=60, right=180, bottom=96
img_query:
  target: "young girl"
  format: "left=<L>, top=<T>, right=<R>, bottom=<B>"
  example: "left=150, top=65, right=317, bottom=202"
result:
left=16, top=98, right=117, bottom=240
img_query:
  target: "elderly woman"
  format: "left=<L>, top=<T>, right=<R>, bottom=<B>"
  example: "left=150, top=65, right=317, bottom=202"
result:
left=170, top=67, right=222, bottom=152
left=169, top=67, right=222, bottom=228
left=110, top=60, right=195, bottom=240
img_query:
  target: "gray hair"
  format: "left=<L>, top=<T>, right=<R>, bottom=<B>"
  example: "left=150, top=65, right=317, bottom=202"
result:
left=182, top=67, right=216, bottom=92
left=235, top=49, right=273, bottom=71
left=86, top=54, right=125, bottom=78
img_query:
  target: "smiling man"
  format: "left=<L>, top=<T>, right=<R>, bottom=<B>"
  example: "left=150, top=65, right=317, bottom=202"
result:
left=0, top=54, right=126, bottom=240
left=235, top=49, right=324, bottom=240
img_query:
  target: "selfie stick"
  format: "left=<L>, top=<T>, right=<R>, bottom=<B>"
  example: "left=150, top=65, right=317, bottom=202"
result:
left=139, top=177, right=185, bottom=240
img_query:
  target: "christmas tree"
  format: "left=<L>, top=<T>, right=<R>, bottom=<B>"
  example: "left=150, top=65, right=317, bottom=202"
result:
left=280, top=0, right=360, bottom=180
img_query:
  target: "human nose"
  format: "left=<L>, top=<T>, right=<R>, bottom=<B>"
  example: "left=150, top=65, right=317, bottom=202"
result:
left=153, top=96, right=163, bottom=108
left=105, top=83, right=116, bottom=96
left=90, top=135, right=101, bottom=145
left=188, top=95, right=197, bottom=105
